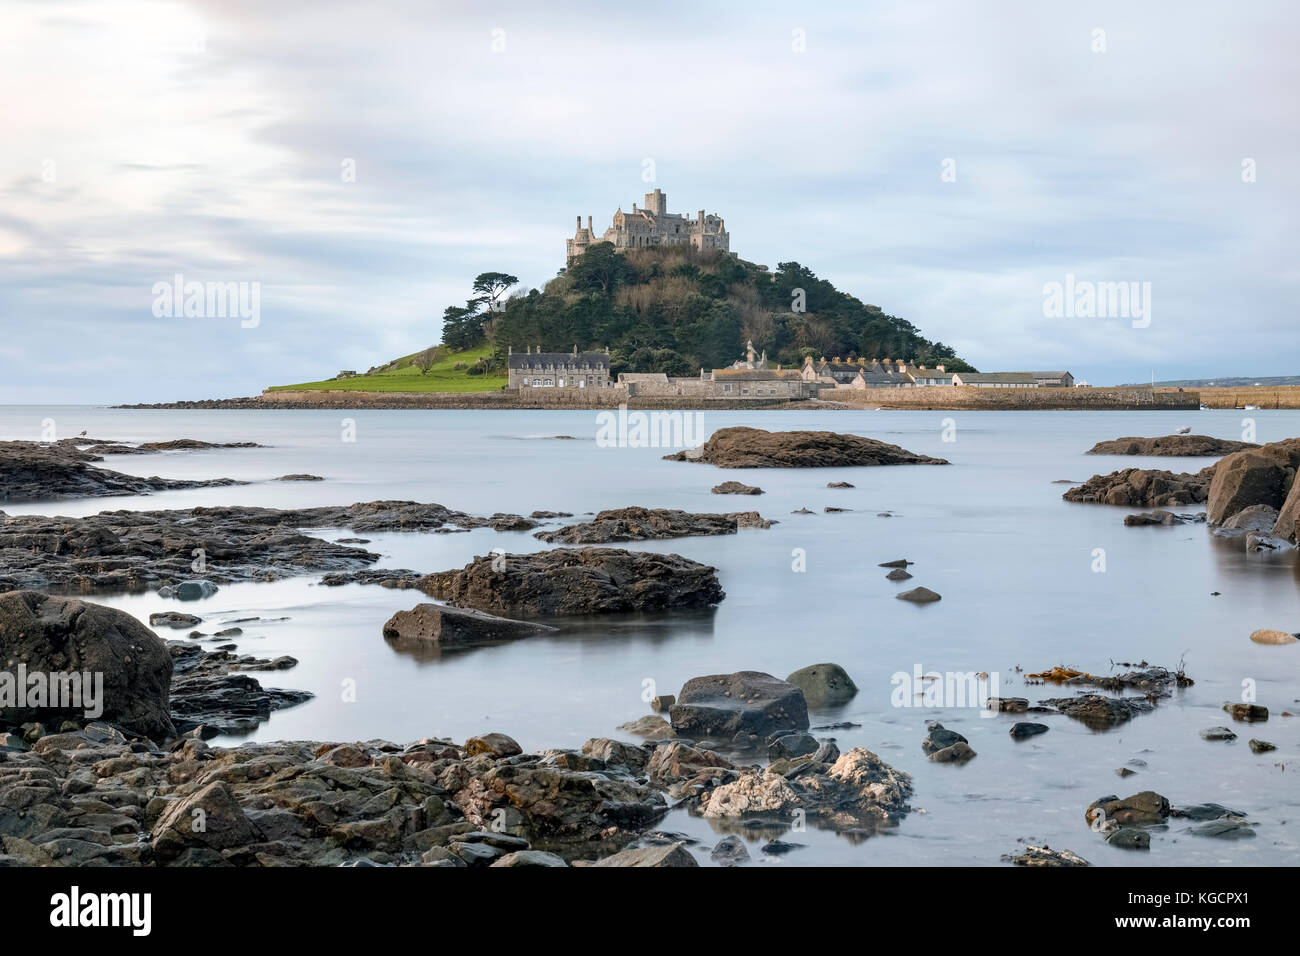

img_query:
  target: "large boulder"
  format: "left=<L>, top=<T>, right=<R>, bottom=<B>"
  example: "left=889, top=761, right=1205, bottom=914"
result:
left=1208, top=438, right=1300, bottom=526
left=382, top=603, right=555, bottom=647
left=0, top=591, right=174, bottom=739
left=785, top=663, right=858, bottom=707
left=1086, top=435, right=1257, bottom=456
left=1273, top=462, right=1300, bottom=544
left=1208, top=452, right=1290, bottom=524
left=420, top=548, right=725, bottom=616
left=533, top=507, right=769, bottom=544
left=669, top=671, right=809, bottom=739
left=662, top=427, right=949, bottom=468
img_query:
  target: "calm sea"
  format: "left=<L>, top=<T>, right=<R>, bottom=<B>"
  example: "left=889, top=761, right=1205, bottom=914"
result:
left=3, top=405, right=1298, bottom=866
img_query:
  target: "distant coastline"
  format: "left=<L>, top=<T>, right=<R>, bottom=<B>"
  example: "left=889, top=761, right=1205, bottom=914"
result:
left=116, top=384, right=1225, bottom=412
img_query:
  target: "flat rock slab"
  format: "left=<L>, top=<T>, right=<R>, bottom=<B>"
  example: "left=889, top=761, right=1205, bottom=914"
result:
left=0, top=440, right=244, bottom=504
left=422, top=547, right=725, bottom=616
left=383, top=603, right=555, bottom=647
left=533, top=507, right=768, bottom=544
left=1087, top=435, right=1258, bottom=456
left=662, top=427, right=949, bottom=468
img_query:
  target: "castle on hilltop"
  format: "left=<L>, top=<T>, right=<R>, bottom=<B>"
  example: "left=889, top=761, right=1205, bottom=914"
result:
left=566, top=188, right=730, bottom=262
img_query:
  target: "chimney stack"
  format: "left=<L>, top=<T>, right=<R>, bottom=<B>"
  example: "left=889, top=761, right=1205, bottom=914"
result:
left=587, top=215, right=593, bottom=231
left=575, top=215, right=581, bottom=231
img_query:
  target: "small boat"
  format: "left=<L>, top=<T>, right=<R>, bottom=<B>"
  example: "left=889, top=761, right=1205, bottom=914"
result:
left=1243, top=404, right=1259, bottom=410
left=1198, top=404, right=1209, bottom=410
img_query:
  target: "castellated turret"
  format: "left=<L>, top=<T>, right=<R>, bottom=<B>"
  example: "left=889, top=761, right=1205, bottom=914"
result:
left=566, top=188, right=730, bottom=263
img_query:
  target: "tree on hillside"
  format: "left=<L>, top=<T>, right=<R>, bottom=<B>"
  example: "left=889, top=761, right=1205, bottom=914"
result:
left=415, top=346, right=440, bottom=375
left=567, top=242, right=634, bottom=295
left=470, top=272, right=519, bottom=314
left=441, top=303, right=484, bottom=351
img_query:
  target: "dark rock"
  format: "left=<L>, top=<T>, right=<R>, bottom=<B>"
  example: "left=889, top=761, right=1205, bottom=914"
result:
left=897, top=586, right=941, bottom=603
left=422, top=547, right=725, bottom=617
left=670, top=671, right=809, bottom=739
left=989, top=697, right=1029, bottom=713
left=276, top=474, right=324, bottom=482
left=768, top=733, right=819, bottom=760
left=1105, top=827, right=1150, bottom=849
left=158, top=581, right=218, bottom=601
left=885, top=568, right=913, bottom=581
left=1189, top=820, right=1256, bottom=839
left=878, top=559, right=912, bottom=568
left=1248, top=738, right=1276, bottom=753
left=0, top=591, right=174, bottom=740
left=785, top=663, right=858, bottom=707
left=0, top=441, right=244, bottom=504
left=826, top=481, right=855, bottom=488
left=711, top=481, right=763, bottom=495
left=149, top=612, right=201, bottom=629
left=533, top=507, right=769, bottom=544
left=710, top=835, right=750, bottom=867
left=1042, top=694, right=1155, bottom=729
left=1010, top=722, right=1049, bottom=739
left=382, top=603, right=556, bottom=648
left=1223, top=702, right=1268, bottom=722
left=662, top=427, right=949, bottom=468
left=1200, top=726, right=1237, bottom=741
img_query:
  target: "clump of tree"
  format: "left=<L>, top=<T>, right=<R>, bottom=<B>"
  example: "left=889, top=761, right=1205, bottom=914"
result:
left=441, top=272, right=519, bottom=351
left=440, top=245, right=973, bottom=374
left=414, top=346, right=442, bottom=375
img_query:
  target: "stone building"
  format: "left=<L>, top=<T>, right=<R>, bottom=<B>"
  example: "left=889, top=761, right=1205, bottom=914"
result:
left=566, top=189, right=730, bottom=262
left=507, top=346, right=612, bottom=389
left=1029, top=371, right=1075, bottom=387
left=951, top=372, right=1039, bottom=388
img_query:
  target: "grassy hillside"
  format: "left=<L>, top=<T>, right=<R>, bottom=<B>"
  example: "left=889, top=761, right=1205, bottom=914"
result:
left=272, top=243, right=973, bottom=393
left=269, top=343, right=506, bottom=392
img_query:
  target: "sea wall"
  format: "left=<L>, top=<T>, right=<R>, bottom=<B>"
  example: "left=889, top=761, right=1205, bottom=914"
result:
left=1161, top=386, right=1300, bottom=410
left=832, top=385, right=1201, bottom=411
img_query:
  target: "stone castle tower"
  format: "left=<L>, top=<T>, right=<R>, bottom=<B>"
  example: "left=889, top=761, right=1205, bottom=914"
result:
left=566, top=188, right=730, bottom=262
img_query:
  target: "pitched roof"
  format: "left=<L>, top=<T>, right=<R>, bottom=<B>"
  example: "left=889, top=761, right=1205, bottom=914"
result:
left=712, top=369, right=786, bottom=380
left=508, top=352, right=610, bottom=369
left=955, top=372, right=1037, bottom=384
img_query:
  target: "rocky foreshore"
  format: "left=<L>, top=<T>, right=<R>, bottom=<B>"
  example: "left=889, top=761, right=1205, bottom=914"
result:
left=663, top=426, right=950, bottom=468
left=1065, top=436, right=1300, bottom=548
left=0, top=594, right=917, bottom=867
left=0, top=441, right=245, bottom=504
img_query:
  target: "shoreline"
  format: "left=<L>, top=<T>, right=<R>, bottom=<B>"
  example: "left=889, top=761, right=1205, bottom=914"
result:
left=116, top=384, right=1208, bottom=412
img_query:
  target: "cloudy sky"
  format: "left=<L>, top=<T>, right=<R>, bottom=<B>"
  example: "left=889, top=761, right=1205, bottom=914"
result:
left=2, top=0, right=1296, bottom=402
